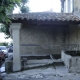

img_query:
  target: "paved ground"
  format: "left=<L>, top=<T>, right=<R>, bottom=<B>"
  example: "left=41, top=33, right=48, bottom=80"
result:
left=1, top=53, right=80, bottom=80
left=2, top=65, right=80, bottom=80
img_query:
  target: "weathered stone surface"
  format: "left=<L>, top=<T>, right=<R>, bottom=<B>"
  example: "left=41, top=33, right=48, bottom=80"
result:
left=61, top=51, right=72, bottom=68
left=20, top=27, right=64, bottom=55
left=20, top=25, right=79, bottom=55
left=61, top=51, right=80, bottom=73
left=3, top=66, right=80, bottom=80
left=74, top=0, right=80, bottom=12
left=5, top=59, right=13, bottom=73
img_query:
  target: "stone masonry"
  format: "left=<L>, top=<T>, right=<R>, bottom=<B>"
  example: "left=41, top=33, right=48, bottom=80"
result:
left=20, top=25, right=80, bottom=55
left=74, top=0, right=80, bottom=12
left=61, top=51, right=80, bottom=73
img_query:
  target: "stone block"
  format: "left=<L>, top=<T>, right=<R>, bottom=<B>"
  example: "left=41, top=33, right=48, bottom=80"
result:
left=5, top=59, right=13, bottom=73
left=61, top=51, right=80, bottom=73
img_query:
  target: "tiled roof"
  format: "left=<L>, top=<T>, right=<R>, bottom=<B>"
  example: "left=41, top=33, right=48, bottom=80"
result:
left=9, top=12, right=80, bottom=22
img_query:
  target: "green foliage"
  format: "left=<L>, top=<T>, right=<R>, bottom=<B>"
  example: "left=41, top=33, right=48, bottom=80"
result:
left=0, top=0, right=21, bottom=23
left=21, top=0, right=28, bottom=4
left=20, top=0, right=29, bottom=13
left=0, top=0, right=29, bottom=38
left=20, top=5, right=29, bottom=13
left=0, top=0, right=21, bottom=38
left=0, top=24, right=10, bottom=38
left=0, top=42, right=8, bottom=46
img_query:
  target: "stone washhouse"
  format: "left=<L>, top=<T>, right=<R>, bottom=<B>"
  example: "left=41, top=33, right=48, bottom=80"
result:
left=9, top=12, right=80, bottom=72
left=8, top=0, right=80, bottom=72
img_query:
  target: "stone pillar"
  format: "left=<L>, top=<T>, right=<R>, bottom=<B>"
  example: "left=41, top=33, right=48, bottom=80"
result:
left=62, top=0, right=73, bottom=13
left=10, top=23, right=21, bottom=71
left=67, top=0, right=72, bottom=13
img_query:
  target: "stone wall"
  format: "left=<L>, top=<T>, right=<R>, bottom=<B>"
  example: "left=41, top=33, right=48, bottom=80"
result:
left=68, top=25, right=79, bottom=50
left=20, top=25, right=79, bottom=55
left=74, top=0, right=80, bottom=12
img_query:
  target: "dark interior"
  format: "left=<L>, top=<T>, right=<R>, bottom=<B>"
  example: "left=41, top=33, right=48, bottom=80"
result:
left=65, top=51, right=80, bottom=56
left=21, top=54, right=61, bottom=60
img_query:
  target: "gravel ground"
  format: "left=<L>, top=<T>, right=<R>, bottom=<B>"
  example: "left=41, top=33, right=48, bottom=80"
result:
left=2, top=65, right=80, bottom=80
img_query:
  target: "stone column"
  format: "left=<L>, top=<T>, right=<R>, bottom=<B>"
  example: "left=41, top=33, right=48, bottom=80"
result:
left=67, top=0, right=72, bottom=13
left=10, top=23, right=21, bottom=71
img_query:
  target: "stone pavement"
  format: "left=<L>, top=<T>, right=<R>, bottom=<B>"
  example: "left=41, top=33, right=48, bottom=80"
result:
left=2, top=65, right=80, bottom=80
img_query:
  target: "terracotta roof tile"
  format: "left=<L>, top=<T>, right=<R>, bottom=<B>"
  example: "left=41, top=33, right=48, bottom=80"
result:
left=9, top=12, right=80, bottom=22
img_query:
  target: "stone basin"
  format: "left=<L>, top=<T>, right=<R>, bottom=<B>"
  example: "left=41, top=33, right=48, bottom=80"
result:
left=61, top=50, right=80, bottom=73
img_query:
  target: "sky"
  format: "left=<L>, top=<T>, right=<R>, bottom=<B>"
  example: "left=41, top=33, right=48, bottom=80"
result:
left=13, top=0, right=61, bottom=13
left=1, top=0, right=61, bottom=43
left=0, top=33, right=12, bottom=43
left=28, top=0, right=61, bottom=12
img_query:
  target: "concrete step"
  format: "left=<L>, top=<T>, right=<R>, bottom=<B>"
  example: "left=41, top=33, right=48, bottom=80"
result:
left=25, top=63, right=48, bottom=69
left=27, top=59, right=62, bottom=65
left=24, top=59, right=64, bottom=69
